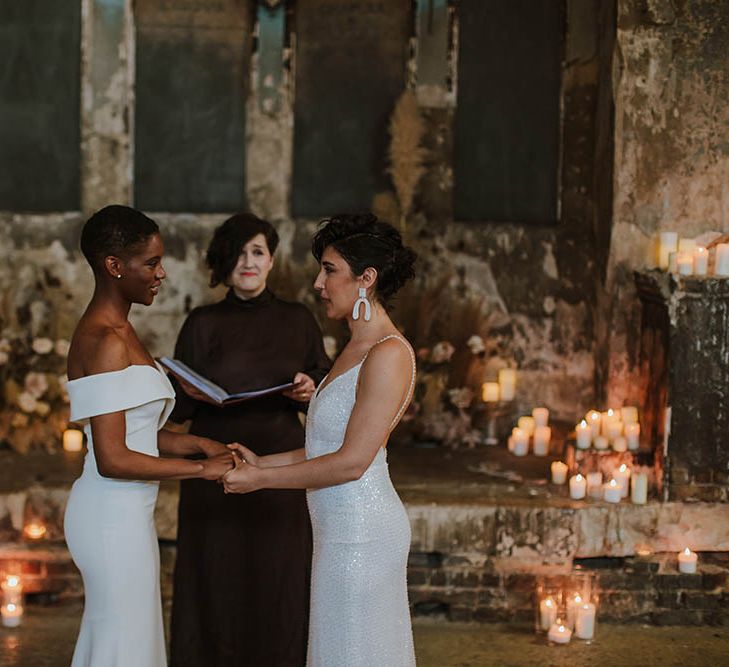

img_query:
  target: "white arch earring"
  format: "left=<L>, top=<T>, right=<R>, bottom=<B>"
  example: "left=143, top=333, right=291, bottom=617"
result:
left=352, top=287, right=371, bottom=322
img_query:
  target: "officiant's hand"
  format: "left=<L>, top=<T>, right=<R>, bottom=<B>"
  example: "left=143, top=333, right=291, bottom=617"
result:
left=222, top=460, right=262, bottom=494
left=177, top=377, right=220, bottom=406
left=227, top=443, right=260, bottom=466
left=199, top=452, right=236, bottom=481
left=283, top=372, right=316, bottom=402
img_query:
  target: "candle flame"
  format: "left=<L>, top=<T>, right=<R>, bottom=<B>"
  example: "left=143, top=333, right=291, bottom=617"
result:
left=545, top=598, right=554, bottom=607
left=684, top=547, right=692, bottom=556
left=574, top=594, right=582, bottom=603
left=23, top=523, right=47, bottom=540
left=607, top=408, right=614, bottom=417
left=5, top=576, right=19, bottom=588
left=6, top=603, right=16, bottom=612
left=609, top=479, right=618, bottom=487
left=575, top=474, right=584, bottom=481
left=579, top=419, right=587, bottom=427
left=619, top=463, right=628, bottom=472
left=558, top=625, right=565, bottom=632
left=590, top=413, right=599, bottom=421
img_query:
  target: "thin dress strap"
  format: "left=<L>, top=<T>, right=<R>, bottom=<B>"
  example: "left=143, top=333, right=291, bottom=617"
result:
left=360, top=335, right=417, bottom=431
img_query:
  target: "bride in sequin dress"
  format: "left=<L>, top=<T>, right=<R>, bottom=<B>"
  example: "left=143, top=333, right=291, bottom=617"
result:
left=223, top=214, right=418, bottom=666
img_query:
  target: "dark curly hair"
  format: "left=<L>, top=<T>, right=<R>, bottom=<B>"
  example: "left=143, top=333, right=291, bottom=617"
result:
left=206, top=213, right=279, bottom=287
left=312, top=213, right=417, bottom=305
left=80, top=205, right=159, bottom=272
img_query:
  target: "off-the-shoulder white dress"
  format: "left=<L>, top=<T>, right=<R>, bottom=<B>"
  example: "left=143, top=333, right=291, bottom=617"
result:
left=64, top=363, right=175, bottom=667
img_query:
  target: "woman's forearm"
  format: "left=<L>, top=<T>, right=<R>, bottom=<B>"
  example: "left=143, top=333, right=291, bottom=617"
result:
left=259, top=448, right=307, bottom=468
left=96, top=448, right=205, bottom=480
left=158, top=429, right=204, bottom=456
left=258, top=451, right=361, bottom=489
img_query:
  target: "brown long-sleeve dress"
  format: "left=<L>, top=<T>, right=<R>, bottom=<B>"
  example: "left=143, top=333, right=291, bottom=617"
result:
left=168, top=288, right=331, bottom=667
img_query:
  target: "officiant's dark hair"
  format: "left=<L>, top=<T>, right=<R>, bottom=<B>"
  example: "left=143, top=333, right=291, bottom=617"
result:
left=206, top=213, right=279, bottom=287
left=312, top=213, right=417, bottom=305
left=80, top=205, right=159, bottom=273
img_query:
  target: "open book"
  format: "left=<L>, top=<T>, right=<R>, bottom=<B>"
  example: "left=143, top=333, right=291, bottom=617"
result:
left=159, top=357, right=296, bottom=405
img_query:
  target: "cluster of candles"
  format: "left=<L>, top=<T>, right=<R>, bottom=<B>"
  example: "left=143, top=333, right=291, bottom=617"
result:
left=1, top=574, right=23, bottom=628
left=574, top=407, right=640, bottom=452
left=481, top=368, right=517, bottom=403
left=656, top=232, right=729, bottom=277
left=538, top=585, right=597, bottom=644
left=506, top=408, right=551, bottom=457
left=551, top=461, right=648, bottom=505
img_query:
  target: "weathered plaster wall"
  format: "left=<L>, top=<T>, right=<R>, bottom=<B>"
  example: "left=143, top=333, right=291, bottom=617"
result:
left=602, top=0, right=729, bottom=406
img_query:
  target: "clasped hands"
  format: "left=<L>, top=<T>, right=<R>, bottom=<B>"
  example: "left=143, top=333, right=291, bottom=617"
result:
left=196, top=440, right=258, bottom=493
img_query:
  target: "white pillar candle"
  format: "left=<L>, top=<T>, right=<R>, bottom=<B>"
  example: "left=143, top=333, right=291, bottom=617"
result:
left=600, top=409, right=617, bottom=436
left=507, top=435, right=515, bottom=453
left=606, top=420, right=624, bottom=442
left=63, top=428, right=83, bottom=453
left=694, top=246, right=708, bottom=275
left=603, top=479, right=622, bottom=503
left=612, top=436, right=627, bottom=453
left=566, top=593, right=583, bottom=629
left=481, top=382, right=500, bottom=402
left=547, top=622, right=572, bottom=644
left=615, top=463, right=631, bottom=498
left=677, top=252, right=693, bottom=275
left=631, top=472, right=648, bottom=504
left=657, top=232, right=678, bottom=269
left=593, top=435, right=609, bottom=451
left=575, top=420, right=591, bottom=449
left=586, top=410, right=601, bottom=438
left=625, top=423, right=640, bottom=450
left=668, top=251, right=678, bottom=273
left=532, top=407, right=549, bottom=427
left=517, top=416, right=536, bottom=436
left=498, top=368, right=517, bottom=401
left=1, top=601, right=23, bottom=628
left=586, top=472, right=603, bottom=499
left=533, top=426, right=551, bottom=456
left=678, top=238, right=696, bottom=254
left=575, top=602, right=596, bottom=640
left=569, top=474, right=587, bottom=500
left=511, top=428, right=529, bottom=456
left=551, top=461, right=568, bottom=485
left=539, top=596, right=558, bottom=630
left=621, top=406, right=638, bottom=424
left=715, top=244, right=729, bottom=277
left=678, top=547, right=698, bottom=573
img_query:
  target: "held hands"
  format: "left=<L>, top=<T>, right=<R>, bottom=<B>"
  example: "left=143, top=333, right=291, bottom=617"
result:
left=282, top=372, right=316, bottom=403
left=222, top=451, right=262, bottom=494
left=199, top=451, right=236, bottom=481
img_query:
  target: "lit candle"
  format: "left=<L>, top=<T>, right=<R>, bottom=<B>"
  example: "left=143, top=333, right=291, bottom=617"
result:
left=547, top=621, right=572, bottom=644
left=481, top=382, right=500, bottom=402
left=511, top=428, right=529, bottom=456
left=1, top=601, right=23, bottom=628
left=657, top=232, right=678, bottom=269
left=621, top=406, right=638, bottom=424
left=586, top=472, right=603, bottom=499
left=533, top=426, right=551, bottom=456
left=575, top=420, right=591, bottom=449
left=631, top=472, right=648, bottom=504
left=694, top=246, right=708, bottom=276
left=575, top=602, right=596, bottom=640
left=569, top=474, right=586, bottom=500
left=603, top=479, right=622, bottom=503
left=625, top=423, right=640, bottom=450
left=551, top=461, right=568, bottom=485
left=715, top=244, right=729, bottom=277
left=539, top=596, right=557, bottom=630
left=606, top=419, right=624, bottom=442
left=600, top=409, right=616, bottom=437
left=612, top=436, right=627, bottom=453
left=63, top=428, right=84, bottom=453
left=517, top=416, right=536, bottom=436
left=23, top=522, right=47, bottom=540
left=678, top=547, right=698, bottom=574
left=507, top=435, right=515, bottom=453
left=676, top=252, right=693, bottom=275
left=586, top=410, right=601, bottom=438
left=593, top=435, right=609, bottom=451
left=566, top=593, right=583, bottom=629
left=498, top=368, right=517, bottom=401
left=1, top=575, right=22, bottom=595
left=614, top=463, right=631, bottom=498
left=532, top=407, right=549, bottom=427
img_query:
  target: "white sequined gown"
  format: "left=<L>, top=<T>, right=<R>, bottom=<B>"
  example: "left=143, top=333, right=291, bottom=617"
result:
left=64, top=363, right=175, bottom=667
left=305, top=336, right=416, bottom=667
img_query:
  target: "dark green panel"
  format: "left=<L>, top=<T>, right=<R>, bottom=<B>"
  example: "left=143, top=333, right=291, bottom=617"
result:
left=0, top=1, right=81, bottom=211
left=292, top=0, right=411, bottom=218
left=134, top=1, right=251, bottom=212
left=454, top=0, right=564, bottom=223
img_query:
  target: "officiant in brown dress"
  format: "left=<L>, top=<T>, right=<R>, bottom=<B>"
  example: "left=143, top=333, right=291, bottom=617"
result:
left=167, top=213, right=330, bottom=667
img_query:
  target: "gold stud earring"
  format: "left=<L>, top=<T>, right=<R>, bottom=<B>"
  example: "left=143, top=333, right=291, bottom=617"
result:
left=116, top=274, right=122, bottom=279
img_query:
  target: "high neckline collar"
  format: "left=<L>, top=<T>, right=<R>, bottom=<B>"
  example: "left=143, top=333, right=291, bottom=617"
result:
left=225, top=287, right=274, bottom=308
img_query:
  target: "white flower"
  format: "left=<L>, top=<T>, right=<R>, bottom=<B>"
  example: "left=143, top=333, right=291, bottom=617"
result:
left=17, top=392, right=38, bottom=413
left=0, top=350, right=8, bottom=366
left=466, top=335, right=485, bottom=355
left=431, top=341, right=455, bottom=364
left=35, top=401, right=51, bottom=417
left=25, top=371, right=49, bottom=399
left=32, top=338, right=54, bottom=355
left=323, top=336, right=338, bottom=359
left=54, top=339, right=70, bottom=357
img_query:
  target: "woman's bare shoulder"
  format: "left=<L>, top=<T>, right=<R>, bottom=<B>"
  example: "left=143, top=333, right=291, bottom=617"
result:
left=68, top=322, right=131, bottom=380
